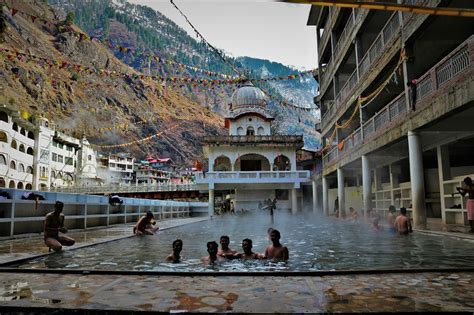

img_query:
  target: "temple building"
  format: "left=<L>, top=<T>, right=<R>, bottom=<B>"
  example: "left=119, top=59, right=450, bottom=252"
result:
left=196, top=81, right=312, bottom=216
left=308, top=2, right=474, bottom=230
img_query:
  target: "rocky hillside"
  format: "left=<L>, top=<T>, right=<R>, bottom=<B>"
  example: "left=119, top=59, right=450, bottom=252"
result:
left=0, top=1, right=225, bottom=165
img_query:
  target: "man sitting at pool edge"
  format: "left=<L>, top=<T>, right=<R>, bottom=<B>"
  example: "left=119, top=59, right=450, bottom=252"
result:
left=133, top=211, right=159, bottom=235
left=44, top=201, right=75, bottom=252
left=264, top=229, right=289, bottom=261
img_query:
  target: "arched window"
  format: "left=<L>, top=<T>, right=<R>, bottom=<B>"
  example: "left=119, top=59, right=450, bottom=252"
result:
left=19, top=144, right=25, bottom=152
left=88, top=155, right=92, bottom=161
left=39, top=183, right=47, bottom=191
left=12, top=122, right=18, bottom=131
left=27, top=147, right=33, bottom=155
left=11, top=139, right=17, bottom=149
left=17, top=182, right=23, bottom=189
left=19, top=163, right=25, bottom=173
left=10, top=160, right=16, bottom=170
left=246, top=126, right=255, bottom=136
left=257, top=126, right=265, bottom=135
left=25, top=183, right=32, bottom=190
left=20, top=128, right=26, bottom=136
left=0, top=131, right=7, bottom=143
left=237, top=127, right=244, bottom=136
left=26, top=166, right=33, bottom=174
left=0, top=154, right=6, bottom=165
left=9, top=180, right=15, bottom=188
left=27, top=131, right=34, bottom=140
left=0, top=111, right=8, bottom=122
left=0, top=178, right=5, bottom=187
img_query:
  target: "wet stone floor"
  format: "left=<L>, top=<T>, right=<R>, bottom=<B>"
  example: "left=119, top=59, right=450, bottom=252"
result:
left=0, top=271, right=473, bottom=312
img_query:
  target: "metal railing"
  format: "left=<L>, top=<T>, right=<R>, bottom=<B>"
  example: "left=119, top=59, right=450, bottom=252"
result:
left=52, top=183, right=200, bottom=194
left=195, top=171, right=311, bottom=182
left=322, top=35, right=473, bottom=168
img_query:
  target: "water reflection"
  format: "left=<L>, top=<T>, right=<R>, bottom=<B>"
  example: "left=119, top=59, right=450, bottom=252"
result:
left=12, top=211, right=474, bottom=272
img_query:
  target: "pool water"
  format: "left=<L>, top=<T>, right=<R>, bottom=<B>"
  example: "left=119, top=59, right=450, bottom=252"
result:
left=12, top=211, right=474, bottom=272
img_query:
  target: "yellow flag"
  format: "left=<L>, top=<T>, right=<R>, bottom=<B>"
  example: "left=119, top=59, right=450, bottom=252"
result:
left=21, top=111, right=30, bottom=120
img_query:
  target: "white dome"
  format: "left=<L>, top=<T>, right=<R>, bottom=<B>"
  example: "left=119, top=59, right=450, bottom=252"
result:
left=231, top=82, right=267, bottom=107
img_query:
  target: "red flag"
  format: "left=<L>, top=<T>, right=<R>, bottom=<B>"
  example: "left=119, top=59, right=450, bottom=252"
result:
left=11, top=8, right=18, bottom=16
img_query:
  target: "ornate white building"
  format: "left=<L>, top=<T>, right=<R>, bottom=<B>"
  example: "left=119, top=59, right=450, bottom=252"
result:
left=196, top=82, right=311, bottom=216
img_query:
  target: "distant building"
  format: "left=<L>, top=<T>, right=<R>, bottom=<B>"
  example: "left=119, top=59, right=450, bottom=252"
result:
left=97, top=153, right=135, bottom=185
left=134, top=156, right=172, bottom=185
left=196, top=81, right=311, bottom=215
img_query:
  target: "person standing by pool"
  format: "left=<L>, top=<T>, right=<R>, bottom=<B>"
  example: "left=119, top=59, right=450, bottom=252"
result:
left=165, top=239, right=183, bottom=263
left=394, top=207, right=412, bottom=235
left=202, top=241, right=226, bottom=264
left=456, top=177, right=474, bottom=233
left=217, top=235, right=237, bottom=257
left=264, top=229, right=289, bottom=261
left=234, top=239, right=264, bottom=260
left=387, top=205, right=397, bottom=235
left=133, top=211, right=159, bottom=235
left=44, top=201, right=75, bottom=252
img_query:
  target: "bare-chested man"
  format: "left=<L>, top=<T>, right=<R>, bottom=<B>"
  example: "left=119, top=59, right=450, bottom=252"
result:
left=233, top=239, right=264, bottom=260
left=133, top=211, right=159, bottom=235
left=457, top=177, right=474, bottom=233
left=264, top=229, right=289, bottom=260
left=44, top=201, right=75, bottom=252
left=387, top=205, right=397, bottom=235
left=165, top=239, right=183, bottom=263
left=394, top=207, right=412, bottom=235
left=217, top=235, right=237, bottom=257
left=201, top=241, right=226, bottom=264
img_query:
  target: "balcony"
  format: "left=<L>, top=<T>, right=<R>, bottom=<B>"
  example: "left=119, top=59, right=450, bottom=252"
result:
left=203, top=135, right=304, bottom=147
left=322, top=35, right=473, bottom=169
left=195, top=171, right=311, bottom=185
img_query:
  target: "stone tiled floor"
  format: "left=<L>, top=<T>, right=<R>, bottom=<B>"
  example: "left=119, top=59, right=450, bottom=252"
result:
left=0, top=272, right=473, bottom=312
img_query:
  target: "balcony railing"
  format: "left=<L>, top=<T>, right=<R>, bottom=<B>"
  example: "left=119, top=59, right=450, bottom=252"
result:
left=52, top=183, right=199, bottom=194
left=323, top=35, right=473, bottom=168
left=195, top=171, right=311, bottom=184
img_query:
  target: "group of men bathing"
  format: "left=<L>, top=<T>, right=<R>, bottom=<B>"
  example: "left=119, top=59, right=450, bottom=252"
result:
left=165, top=231, right=289, bottom=264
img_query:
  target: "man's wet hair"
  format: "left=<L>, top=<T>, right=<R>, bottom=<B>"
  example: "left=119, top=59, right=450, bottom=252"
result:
left=389, top=205, right=396, bottom=213
left=464, top=177, right=472, bottom=186
left=270, top=229, right=281, bottom=239
left=400, top=207, right=407, bottom=215
left=173, top=239, right=183, bottom=247
left=220, top=235, right=229, bottom=241
left=207, top=241, right=218, bottom=249
left=146, top=211, right=154, bottom=219
left=267, top=228, right=274, bottom=235
left=55, top=201, right=64, bottom=211
left=242, top=238, right=252, bottom=246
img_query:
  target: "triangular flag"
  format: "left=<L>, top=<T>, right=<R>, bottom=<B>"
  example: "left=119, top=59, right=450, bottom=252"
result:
left=11, top=8, right=18, bottom=16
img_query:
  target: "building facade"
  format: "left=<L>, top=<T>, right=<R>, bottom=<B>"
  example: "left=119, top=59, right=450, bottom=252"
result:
left=196, top=82, right=311, bottom=216
left=308, top=1, right=474, bottom=229
left=97, top=153, right=135, bottom=185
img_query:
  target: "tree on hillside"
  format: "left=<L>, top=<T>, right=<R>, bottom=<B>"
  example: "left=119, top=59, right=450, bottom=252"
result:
left=64, top=12, right=75, bottom=26
left=0, top=4, right=7, bottom=40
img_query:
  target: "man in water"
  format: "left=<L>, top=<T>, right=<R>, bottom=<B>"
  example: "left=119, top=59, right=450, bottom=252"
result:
left=264, top=229, right=289, bottom=260
left=44, top=201, right=75, bottom=252
left=387, top=205, right=397, bottom=234
left=457, top=177, right=474, bottom=233
left=201, top=241, right=226, bottom=264
left=394, top=207, right=412, bottom=235
left=217, top=235, right=237, bottom=257
left=133, top=211, right=159, bottom=235
left=165, top=239, right=183, bottom=263
left=234, top=239, right=264, bottom=260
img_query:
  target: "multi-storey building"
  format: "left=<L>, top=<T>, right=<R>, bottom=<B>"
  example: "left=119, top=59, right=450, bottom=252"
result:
left=196, top=81, right=311, bottom=216
left=97, top=153, right=135, bottom=185
left=134, top=157, right=171, bottom=185
left=308, top=1, right=474, bottom=229
left=1, top=106, right=99, bottom=190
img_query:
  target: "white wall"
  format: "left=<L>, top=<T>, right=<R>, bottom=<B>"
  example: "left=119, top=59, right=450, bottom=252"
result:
left=328, top=186, right=363, bottom=213
left=230, top=116, right=271, bottom=136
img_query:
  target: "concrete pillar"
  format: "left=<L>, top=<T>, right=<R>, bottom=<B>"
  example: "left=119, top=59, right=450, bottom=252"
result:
left=322, top=176, right=329, bottom=216
left=208, top=189, right=215, bottom=218
left=312, top=180, right=318, bottom=213
left=408, top=131, right=426, bottom=229
left=337, top=168, right=345, bottom=218
left=437, top=145, right=451, bottom=224
left=291, top=189, right=298, bottom=214
left=362, top=155, right=372, bottom=219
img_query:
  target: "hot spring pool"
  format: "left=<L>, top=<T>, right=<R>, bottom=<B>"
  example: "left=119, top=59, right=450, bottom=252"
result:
left=11, top=212, right=474, bottom=272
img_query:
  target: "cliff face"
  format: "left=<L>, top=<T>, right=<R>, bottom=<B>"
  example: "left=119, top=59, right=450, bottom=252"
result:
left=0, top=1, right=225, bottom=165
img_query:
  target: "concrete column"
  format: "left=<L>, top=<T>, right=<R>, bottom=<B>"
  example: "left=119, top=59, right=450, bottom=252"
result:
left=208, top=189, right=214, bottom=218
left=322, top=176, right=329, bottom=216
left=437, top=145, right=451, bottom=224
left=362, top=155, right=372, bottom=219
left=291, top=189, right=298, bottom=214
left=337, top=168, right=345, bottom=218
left=312, top=180, right=318, bottom=213
left=408, top=131, right=426, bottom=229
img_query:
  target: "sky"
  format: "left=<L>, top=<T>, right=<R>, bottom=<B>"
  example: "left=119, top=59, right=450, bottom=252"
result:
left=127, top=0, right=318, bottom=71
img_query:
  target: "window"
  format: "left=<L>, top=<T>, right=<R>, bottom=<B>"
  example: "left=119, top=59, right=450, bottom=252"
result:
left=0, top=178, right=5, bottom=187
left=12, top=122, right=18, bottom=131
left=19, top=144, right=25, bottom=152
left=237, top=127, right=244, bottom=136
left=17, top=182, right=23, bottom=189
left=127, top=165, right=132, bottom=169
left=65, top=157, right=73, bottom=165
left=10, top=160, right=16, bottom=170
left=19, top=163, right=25, bottom=173
left=0, top=131, right=7, bottom=143
left=9, top=180, right=15, bottom=188
left=20, top=128, right=26, bottom=136
left=88, top=155, right=92, bottom=161
left=257, top=127, right=265, bottom=135
left=66, top=145, right=73, bottom=152
left=27, top=147, right=33, bottom=155
left=53, top=141, right=58, bottom=147
left=25, top=183, right=32, bottom=189
left=57, top=155, right=63, bottom=163
left=0, top=111, right=8, bottom=122
left=246, top=126, right=255, bottom=136
left=58, top=143, right=64, bottom=149
left=27, top=131, right=34, bottom=140
left=26, top=166, right=33, bottom=174
left=0, top=154, right=6, bottom=165
left=11, top=139, right=17, bottom=149
left=52, top=153, right=57, bottom=162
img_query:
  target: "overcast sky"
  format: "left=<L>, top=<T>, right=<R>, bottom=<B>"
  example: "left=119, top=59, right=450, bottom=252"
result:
left=127, top=0, right=318, bottom=70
